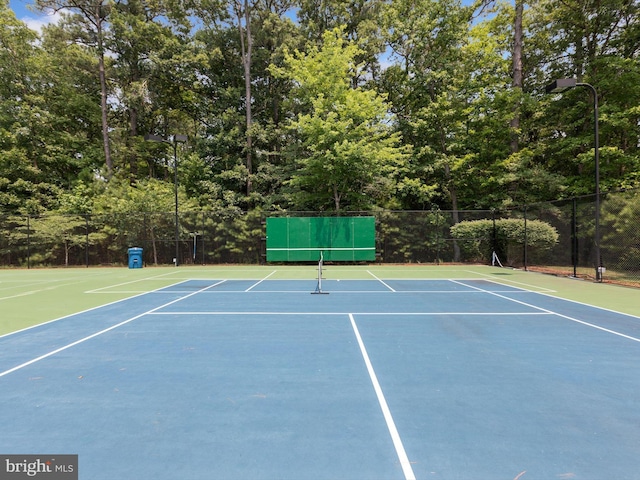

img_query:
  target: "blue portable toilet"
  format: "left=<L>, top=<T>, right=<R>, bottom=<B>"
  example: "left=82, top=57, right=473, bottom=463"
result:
left=127, top=247, right=143, bottom=269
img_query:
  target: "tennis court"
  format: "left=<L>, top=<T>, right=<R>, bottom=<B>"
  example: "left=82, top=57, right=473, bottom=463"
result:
left=1, top=266, right=639, bottom=479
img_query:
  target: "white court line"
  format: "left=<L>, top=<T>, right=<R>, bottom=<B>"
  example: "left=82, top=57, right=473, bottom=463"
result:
left=149, top=311, right=550, bottom=316
left=349, top=314, right=416, bottom=480
left=0, top=279, right=196, bottom=340
left=136, top=289, right=536, bottom=295
left=0, top=282, right=222, bottom=375
left=464, top=270, right=556, bottom=293
left=0, top=272, right=107, bottom=294
left=85, top=271, right=183, bottom=293
left=450, top=280, right=640, bottom=344
left=366, top=271, right=396, bottom=291
left=480, top=278, right=640, bottom=321
left=0, top=291, right=49, bottom=301
left=89, top=289, right=560, bottom=295
left=0, top=275, right=109, bottom=301
left=245, top=270, right=277, bottom=292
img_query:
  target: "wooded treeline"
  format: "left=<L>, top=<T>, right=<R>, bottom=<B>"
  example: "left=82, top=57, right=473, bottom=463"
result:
left=1, top=0, right=639, bottom=221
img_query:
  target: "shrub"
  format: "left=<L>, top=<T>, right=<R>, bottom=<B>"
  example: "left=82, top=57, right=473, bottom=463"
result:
left=450, top=218, right=559, bottom=265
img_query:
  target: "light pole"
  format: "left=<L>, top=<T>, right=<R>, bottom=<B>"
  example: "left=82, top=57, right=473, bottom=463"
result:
left=144, top=133, right=188, bottom=266
left=545, top=78, right=602, bottom=282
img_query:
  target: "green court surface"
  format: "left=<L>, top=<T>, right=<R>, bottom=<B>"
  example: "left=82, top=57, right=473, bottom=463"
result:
left=1, top=265, right=638, bottom=336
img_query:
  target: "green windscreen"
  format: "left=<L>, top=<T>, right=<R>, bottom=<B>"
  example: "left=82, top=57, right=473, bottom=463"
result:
left=266, top=216, right=376, bottom=262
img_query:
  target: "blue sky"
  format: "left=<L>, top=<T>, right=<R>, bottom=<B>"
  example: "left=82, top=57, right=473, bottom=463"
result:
left=9, top=0, right=30, bottom=18
left=8, top=0, right=300, bottom=35
left=9, top=0, right=482, bottom=32
left=9, top=0, right=60, bottom=30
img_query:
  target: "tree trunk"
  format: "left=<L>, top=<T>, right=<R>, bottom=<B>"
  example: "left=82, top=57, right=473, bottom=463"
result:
left=236, top=0, right=253, bottom=195
left=129, top=106, right=138, bottom=180
left=509, top=0, right=523, bottom=154
left=95, top=8, right=112, bottom=176
left=34, top=0, right=113, bottom=175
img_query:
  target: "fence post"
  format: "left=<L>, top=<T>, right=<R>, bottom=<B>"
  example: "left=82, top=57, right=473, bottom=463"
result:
left=143, top=213, right=148, bottom=266
left=571, top=197, right=577, bottom=278
left=201, top=211, right=206, bottom=265
left=523, top=205, right=528, bottom=271
left=491, top=209, right=496, bottom=262
left=27, top=215, right=31, bottom=269
left=434, top=207, right=441, bottom=265
left=85, top=214, right=89, bottom=267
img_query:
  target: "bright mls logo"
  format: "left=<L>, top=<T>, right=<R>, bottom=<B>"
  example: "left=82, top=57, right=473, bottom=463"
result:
left=0, top=455, right=77, bottom=480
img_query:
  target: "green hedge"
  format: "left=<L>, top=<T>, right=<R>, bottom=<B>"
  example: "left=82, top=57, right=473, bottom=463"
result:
left=450, top=218, right=559, bottom=265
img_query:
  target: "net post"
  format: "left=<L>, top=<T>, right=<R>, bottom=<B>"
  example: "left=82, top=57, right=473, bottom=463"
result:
left=491, top=251, right=504, bottom=268
left=312, top=251, right=329, bottom=294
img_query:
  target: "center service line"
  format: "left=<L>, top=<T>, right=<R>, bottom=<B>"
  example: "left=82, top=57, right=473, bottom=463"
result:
left=348, top=314, right=416, bottom=480
left=0, top=281, right=226, bottom=379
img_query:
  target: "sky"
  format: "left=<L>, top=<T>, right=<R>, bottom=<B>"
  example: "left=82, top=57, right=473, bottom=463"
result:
left=9, top=0, right=60, bottom=31
left=9, top=0, right=482, bottom=34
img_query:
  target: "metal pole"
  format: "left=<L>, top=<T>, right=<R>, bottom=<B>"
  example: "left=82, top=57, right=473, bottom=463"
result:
left=85, top=214, right=89, bottom=267
left=571, top=197, right=577, bottom=278
left=577, top=83, right=601, bottom=281
left=202, top=212, right=206, bottom=265
left=544, top=79, right=601, bottom=282
left=144, top=133, right=187, bottom=267
left=523, top=205, right=528, bottom=271
left=174, top=141, right=179, bottom=267
left=27, top=215, right=31, bottom=269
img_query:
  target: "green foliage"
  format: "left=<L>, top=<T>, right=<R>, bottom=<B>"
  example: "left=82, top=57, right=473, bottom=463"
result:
left=600, top=191, right=640, bottom=272
left=274, top=27, right=408, bottom=211
left=376, top=209, right=452, bottom=263
left=28, top=214, right=88, bottom=266
left=451, top=218, right=559, bottom=264
left=1, top=0, right=640, bottom=269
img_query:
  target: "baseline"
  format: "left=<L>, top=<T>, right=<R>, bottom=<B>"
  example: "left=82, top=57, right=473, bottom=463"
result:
left=85, top=271, right=184, bottom=293
left=465, top=269, right=557, bottom=292
left=0, top=279, right=196, bottom=340
left=149, top=311, right=550, bottom=317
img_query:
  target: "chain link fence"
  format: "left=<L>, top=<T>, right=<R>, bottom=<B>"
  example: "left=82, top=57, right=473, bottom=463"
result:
left=1, top=189, right=638, bottom=287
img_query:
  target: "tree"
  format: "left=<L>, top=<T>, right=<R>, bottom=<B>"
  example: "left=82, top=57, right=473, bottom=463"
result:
left=274, top=28, right=407, bottom=211
left=534, top=0, right=640, bottom=196
left=29, top=214, right=87, bottom=266
left=93, top=177, right=197, bottom=264
left=297, top=0, right=386, bottom=83
left=235, top=0, right=254, bottom=195
left=0, top=1, right=46, bottom=213
left=0, top=1, right=69, bottom=214
left=381, top=0, right=474, bottom=221
left=35, top=0, right=116, bottom=175
left=108, top=0, right=203, bottom=180
left=509, top=0, right=523, bottom=154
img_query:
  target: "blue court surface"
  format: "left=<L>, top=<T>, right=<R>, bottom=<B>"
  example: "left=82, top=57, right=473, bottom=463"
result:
left=1, top=277, right=640, bottom=479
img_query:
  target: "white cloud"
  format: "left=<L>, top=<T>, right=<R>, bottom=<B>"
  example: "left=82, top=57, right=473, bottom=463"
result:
left=22, top=11, right=61, bottom=33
